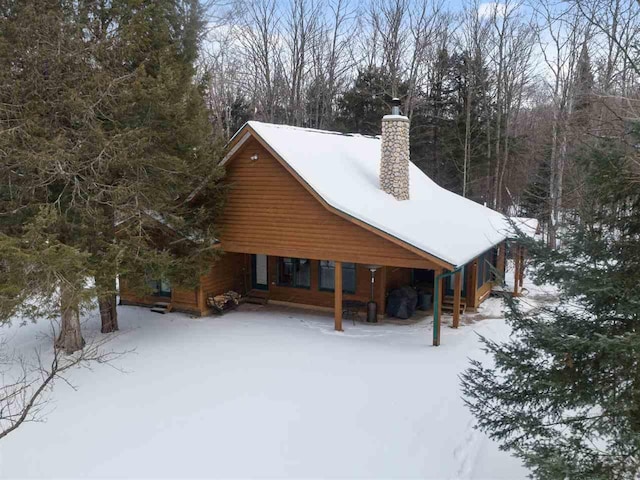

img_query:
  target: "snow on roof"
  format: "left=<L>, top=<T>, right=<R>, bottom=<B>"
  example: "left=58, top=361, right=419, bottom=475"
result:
left=233, top=121, right=516, bottom=268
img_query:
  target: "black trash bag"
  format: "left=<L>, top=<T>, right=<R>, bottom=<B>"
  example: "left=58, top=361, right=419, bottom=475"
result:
left=386, top=286, right=418, bottom=319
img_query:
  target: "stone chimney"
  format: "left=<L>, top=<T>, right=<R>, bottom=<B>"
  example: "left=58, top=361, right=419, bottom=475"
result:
left=380, top=98, right=410, bottom=200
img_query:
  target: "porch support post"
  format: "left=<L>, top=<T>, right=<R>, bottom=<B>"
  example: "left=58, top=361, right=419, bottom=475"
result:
left=334, top=260, right=343, bottom=331
left=513, top=244, right=520, bottom=297
left=433, top=268, right=443, bottom=346
left=452, top=270, right=462, bottom=329
left=376, top=267, right=386, bottom=321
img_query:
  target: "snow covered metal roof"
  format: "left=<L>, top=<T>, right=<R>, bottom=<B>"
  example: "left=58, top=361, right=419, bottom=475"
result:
left=224, top=121, right=517, bottom=268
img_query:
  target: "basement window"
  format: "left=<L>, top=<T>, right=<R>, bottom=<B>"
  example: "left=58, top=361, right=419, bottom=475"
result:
left=148, top=278, right=171, bottom=298
left=277, top=257, right=311, bottom=288
left=319, top=261, right=356, bottom=294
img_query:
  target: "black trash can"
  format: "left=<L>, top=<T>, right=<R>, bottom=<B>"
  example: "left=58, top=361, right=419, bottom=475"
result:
left=417, top=292, right=432, bottom=311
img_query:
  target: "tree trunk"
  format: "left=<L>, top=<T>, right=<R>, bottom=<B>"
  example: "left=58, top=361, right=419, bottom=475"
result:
left=56, top=283, right=85, bottom=355
left=492, top=17, right=505, bottom=210
left=498, top=119, right=510, bottom=211
left=95, top=200, right=119, bottom=333
left=493, top=102, right=502, bottom=209
left=463, top=55, right=473, bottom=198
left=97, top=275, right=118, bottom=333
left=548, top=94, right=561, bottom=249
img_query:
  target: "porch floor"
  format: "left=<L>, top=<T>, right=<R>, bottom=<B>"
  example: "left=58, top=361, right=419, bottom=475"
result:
left=239, top=301, right=434, bottom=326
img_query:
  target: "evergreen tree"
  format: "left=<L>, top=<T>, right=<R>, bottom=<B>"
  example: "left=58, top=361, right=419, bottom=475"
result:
left=414, top=50, right=491, bottom=196
left=425, top=47, right=456, bottom=189
left=461, top=132, right=640, bottom=478
left=334, top=66, right=405, bottom=135
left=520, top=159, right=551, bottom=221
left=573, top=40, right=594, bottom=116
left=0, top=0, right=225, bottom=350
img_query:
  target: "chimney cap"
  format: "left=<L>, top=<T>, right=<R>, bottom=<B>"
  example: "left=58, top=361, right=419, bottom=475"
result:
left=390, top=97, right=401, bottom=115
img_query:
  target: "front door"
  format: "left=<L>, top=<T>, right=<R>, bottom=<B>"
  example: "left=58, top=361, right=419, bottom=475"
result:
left=252, top=254, right=269, bottom=290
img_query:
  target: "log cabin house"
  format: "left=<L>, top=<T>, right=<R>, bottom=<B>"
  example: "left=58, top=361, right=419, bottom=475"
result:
left=120, top=100, right=532, bottom=345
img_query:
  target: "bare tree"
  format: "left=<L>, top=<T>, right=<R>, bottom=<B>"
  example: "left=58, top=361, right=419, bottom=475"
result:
left=0, top=325, right=124, bottom=440
left=198, top=0, right=636, bottom=212
left=370, top=0, right=409, bottom=98
left=497, top=19, right=534, bottom=212
left=456, top=0, right=491, bottom=197
left=283, top=0, right=320, bottom=125
left=487, top=0, right=534, bottom=212
left=307, top=0, right=358, bottom=128
left=237, top=0, right=284, bottom=122
left=573, top=0, right=640, bottom=94
left=534, top=1, right=586, bottom=246
left=405, top=0, right=447, bottom=120
left=571, top=0, right=640, bottom=180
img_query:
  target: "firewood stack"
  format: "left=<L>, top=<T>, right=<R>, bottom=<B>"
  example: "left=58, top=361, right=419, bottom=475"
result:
left=207, top=291, right=241, bottom=312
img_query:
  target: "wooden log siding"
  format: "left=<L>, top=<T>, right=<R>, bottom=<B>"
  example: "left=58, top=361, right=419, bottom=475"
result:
left=199, top=252, right=250, bottom=313
left=385, top=266, right=412, bottom=292
left=476, top=280, right=493, bottom=305
left=119, top=279, right=201, bottom=314
left=466, top=259, right=479, bottom=310
left=464, top=247, right=503, bottom=310
left=265, top=258, right=381, bottom=309
left=219, top=138, right=441, bottom=270
left=119, top=253, right=249, bottom=316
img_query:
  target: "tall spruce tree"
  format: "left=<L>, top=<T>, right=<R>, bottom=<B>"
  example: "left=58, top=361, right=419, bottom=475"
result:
left=461, top=132, right=640, bottom=478
left=0, top=0, right=225, bottom=351
left=334, top=66, right=400, bottom=135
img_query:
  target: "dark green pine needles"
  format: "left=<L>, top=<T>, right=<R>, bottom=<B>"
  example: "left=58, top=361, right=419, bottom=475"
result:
left=0, top=0, right=226, bottom=349
left=461, top=137, right=640, bottom=479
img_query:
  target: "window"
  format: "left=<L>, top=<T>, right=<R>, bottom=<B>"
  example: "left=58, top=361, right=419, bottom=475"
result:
left=319, top=261, right=356, bottom=294
left=476, top=250, right=495, bottom=288
left=489, top=247, right=498, bottom=281
left=485, top=254, right=492, bottom=283
left=148, top=278, right=171, bottom=297
left=277, top=257, right=310, bottom=288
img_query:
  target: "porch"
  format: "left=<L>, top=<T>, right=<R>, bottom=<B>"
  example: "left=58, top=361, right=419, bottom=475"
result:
left=238, top=239, right=524, bottom=345
left=119, top=241, right=524, bottom=346
left=203, top=252, right=502, bottom=335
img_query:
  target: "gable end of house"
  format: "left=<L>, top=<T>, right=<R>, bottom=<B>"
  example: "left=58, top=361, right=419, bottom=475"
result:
left=220, top=123, right=454, bottom=270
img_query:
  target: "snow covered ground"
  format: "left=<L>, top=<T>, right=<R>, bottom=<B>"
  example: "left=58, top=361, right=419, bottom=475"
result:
left=0, top=277, right=554, bottom=479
